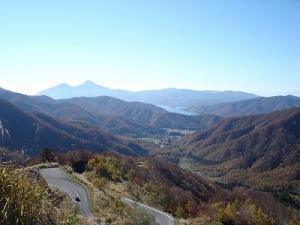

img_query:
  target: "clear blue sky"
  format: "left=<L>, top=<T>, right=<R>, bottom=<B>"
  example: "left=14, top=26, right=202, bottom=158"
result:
left=0, top=0, right=299, bottom=96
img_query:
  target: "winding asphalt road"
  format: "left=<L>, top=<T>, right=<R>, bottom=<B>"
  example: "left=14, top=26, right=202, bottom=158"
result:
left=40, top=167, right=175, bottom=225
left=122, top=198, right=175, bottom=225
left=40, top=168, right=92, bottom=217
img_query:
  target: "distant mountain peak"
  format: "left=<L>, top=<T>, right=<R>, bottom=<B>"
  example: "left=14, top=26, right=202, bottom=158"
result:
left=76, top=80, right=106, bottom=88
left=83, top=80, right=96, bottom=85
left=79, top=80, right=97, bottom=86
left=56, top=83, right=71, bottom=88
left=38, top=82, right=258, bottom=106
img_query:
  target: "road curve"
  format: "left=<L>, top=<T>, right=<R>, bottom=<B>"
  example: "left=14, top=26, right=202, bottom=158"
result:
left=122, top=198, right=175, bottom=225
left=40, top=167, right=175, bottom=225
left=40, top=167, right=92, bottom=217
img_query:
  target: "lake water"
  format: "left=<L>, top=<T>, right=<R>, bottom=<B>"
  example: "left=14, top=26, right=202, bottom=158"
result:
left=158, top=105, right=197, bottom=115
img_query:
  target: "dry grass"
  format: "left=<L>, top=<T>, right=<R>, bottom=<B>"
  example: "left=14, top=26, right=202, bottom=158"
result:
left=0, top=166, right=78, bottom=225
left=70, top=169, right=156, bottom=225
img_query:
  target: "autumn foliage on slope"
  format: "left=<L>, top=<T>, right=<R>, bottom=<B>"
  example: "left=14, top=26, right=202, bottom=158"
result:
left=85, top=154, right=285, bottom=225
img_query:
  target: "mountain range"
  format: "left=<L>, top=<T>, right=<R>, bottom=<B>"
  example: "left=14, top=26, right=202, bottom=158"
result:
left=0, top=99, right=146, bottom=156
left=2, top=85, right=300, bottom=190
left=0, top=87, right=224, bottom=155
left=0, top=88, right=222, bottom=137
left=188, top=95, right=300, bottom=117
left=60, top=96, right=222, bottom=131
left=38, top=80, right=258, bottom=107
left=177, top=107, right=300, bottom=193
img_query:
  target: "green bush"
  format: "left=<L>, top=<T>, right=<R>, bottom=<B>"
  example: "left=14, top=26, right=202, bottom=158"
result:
left=87, top=155, right=125, bottom=181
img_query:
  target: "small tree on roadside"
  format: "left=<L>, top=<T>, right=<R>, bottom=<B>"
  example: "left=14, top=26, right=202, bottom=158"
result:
left=40, top=147, right=55, bottom=162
